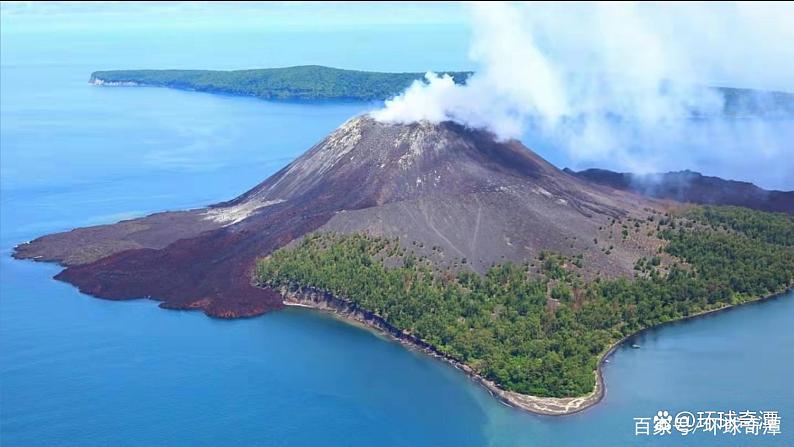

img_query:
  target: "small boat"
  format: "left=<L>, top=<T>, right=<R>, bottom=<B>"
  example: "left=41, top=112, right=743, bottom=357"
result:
left=631, top=344, right=641, bottom=349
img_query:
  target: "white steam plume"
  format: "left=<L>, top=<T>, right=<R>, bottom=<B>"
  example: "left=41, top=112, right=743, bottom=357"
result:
left=371, top=2, right=794, bottom=187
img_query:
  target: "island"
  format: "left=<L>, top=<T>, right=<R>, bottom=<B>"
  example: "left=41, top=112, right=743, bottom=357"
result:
left=14, top=115, right=794, bottom=415
left=89, top=65, right=471, bottom=101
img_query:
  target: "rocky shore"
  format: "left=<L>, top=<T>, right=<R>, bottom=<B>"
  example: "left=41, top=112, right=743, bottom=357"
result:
left=278, top=283, right=605, bottom=416
left=89, top=76, right=140, bottom=87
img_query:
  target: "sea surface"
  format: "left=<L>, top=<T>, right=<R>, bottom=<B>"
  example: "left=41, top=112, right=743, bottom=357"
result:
left=1, top=25, right=793, bottom=446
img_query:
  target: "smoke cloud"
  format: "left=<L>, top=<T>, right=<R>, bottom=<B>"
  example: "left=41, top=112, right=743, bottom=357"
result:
left=371, top=2, right=794, bottom=188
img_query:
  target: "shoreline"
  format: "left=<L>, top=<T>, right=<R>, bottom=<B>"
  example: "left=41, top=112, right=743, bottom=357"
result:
left=279, top=284, right=603, bottom=416
left=278, top=283, right=793, bottom=416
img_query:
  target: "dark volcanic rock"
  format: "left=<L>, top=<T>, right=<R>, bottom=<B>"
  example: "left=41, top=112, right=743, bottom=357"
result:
left=566, top=168, right=794, bottom=215
left=12, top=209, right=222, bottom=265
left=15, top=116, right=668, bottom=318
left=53, top=205, right=333, bottom=318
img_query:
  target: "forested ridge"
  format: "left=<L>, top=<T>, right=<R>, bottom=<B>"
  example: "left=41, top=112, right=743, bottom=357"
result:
left=256, top=206, right=794, bottom=398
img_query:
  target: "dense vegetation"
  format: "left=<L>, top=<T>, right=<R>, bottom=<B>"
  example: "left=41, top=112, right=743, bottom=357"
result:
left=90, top=66, right=471, bottom=101
left=256, top=206, right=794, bottom=397
left=683, top=205, right=794, bottom=246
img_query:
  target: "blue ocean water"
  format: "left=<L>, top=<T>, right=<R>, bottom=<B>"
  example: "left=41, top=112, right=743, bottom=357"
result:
left=1, top=25, right=793, bottom=446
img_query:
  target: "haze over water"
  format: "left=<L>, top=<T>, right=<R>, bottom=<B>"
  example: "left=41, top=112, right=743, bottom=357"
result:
left=1, top=5, right=792, bottom=446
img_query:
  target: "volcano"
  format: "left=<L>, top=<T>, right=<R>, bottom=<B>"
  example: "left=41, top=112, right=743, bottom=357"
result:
left=14, top=116, right=666, bottom=318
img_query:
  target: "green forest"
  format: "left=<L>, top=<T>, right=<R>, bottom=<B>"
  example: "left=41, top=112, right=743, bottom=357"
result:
left=256, top=206, right=794, bottom=398
left=90, top=66, right=471, bottom=101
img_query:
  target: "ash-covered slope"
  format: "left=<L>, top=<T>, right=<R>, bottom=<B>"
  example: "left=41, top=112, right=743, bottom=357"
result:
left=566, top=168, right=794, bottom=215
left=226, top=117, right=566, bottom=209
left=14, top=116, right=664, bottom=318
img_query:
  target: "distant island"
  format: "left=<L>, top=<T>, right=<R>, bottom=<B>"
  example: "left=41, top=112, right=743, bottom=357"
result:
left=89, top=65, right=471, bottom=101
left=90, top=65, right=794, bottom=117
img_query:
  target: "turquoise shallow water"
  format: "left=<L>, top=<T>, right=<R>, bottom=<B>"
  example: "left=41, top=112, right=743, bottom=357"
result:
left=1, top=25, right=793, bottom=446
